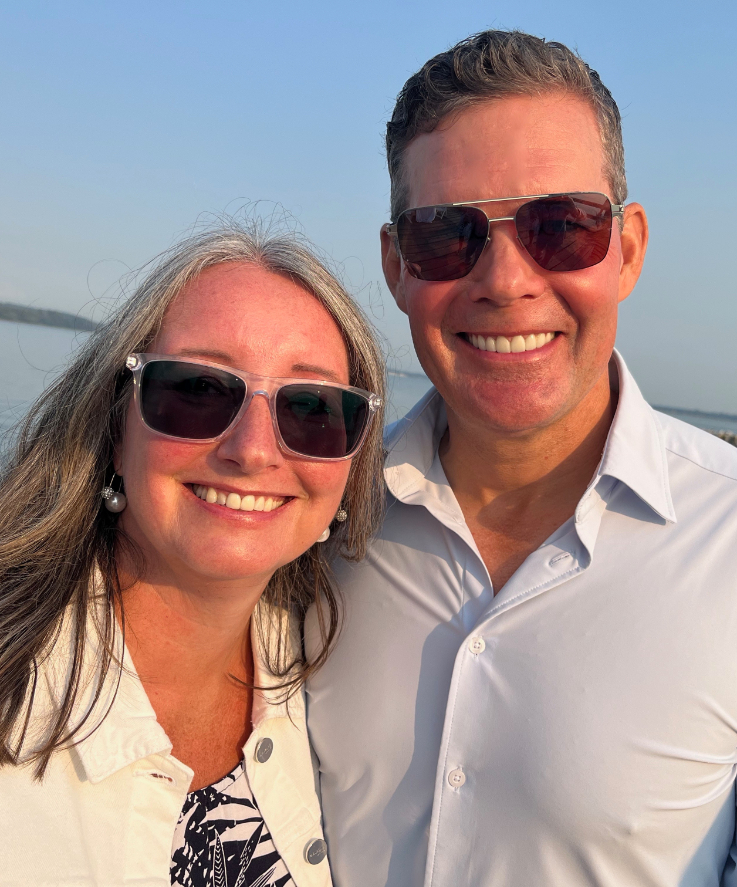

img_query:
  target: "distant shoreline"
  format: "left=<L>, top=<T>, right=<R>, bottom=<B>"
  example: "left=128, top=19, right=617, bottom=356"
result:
left=653, top=404, right=737, bottom=423
left=388, top=369, right=737, bottom=425
left=0, top=302, right=97, bottom=333
left=0, top=326, right=733, bottom=427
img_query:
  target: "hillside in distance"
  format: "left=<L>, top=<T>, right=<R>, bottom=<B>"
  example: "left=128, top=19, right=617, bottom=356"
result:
left=0, top=302, right=97, bottom=332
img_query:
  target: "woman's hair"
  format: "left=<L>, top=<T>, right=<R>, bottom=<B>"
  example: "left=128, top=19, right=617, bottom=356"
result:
left=0, top=217, right=386, bottom=776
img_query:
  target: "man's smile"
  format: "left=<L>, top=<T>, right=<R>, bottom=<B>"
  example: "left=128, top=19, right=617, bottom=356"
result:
left=462, top=331, right=558, bottom=353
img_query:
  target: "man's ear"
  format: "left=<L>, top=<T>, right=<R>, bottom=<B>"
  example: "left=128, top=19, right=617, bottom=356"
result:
left=380, top=224, right=408, bottom=315
left=617, top=203, right=648, bottom=304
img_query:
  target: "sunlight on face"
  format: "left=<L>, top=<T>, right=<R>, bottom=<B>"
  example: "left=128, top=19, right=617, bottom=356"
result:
left=117, top=262, right=352, bottom=589
left=393, top=93, right=632, bottom=435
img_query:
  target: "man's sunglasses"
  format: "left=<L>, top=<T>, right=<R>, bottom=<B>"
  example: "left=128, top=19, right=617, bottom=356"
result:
left=385, top=191, right=625, bottom=282
left=125, top=354, right=382, bottom=461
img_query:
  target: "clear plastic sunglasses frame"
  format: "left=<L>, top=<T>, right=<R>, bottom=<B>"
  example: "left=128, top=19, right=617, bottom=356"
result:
left=125, top=353, right=382, bottom=461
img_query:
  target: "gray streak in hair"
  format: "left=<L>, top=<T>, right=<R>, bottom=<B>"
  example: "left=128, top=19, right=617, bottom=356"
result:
left=0, top=216, right=386, bottom=777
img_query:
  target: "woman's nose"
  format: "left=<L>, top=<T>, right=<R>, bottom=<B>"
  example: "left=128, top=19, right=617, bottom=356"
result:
left=214, top=393, right=285, bottom=471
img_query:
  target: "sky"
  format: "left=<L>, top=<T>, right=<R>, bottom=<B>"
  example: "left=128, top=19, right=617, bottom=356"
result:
left=1, top=0, right=736, bottom=411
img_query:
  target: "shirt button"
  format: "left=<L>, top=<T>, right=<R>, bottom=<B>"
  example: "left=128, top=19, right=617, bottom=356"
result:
left=254, top=737, right=274, bottom=763
left=304, top=838, right=328, bottom=865
left=468, top=636, right=485, bottom=654
left=448, top=767, right=466, bottom=788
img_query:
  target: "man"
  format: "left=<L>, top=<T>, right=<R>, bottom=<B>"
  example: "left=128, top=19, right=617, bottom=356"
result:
left=306, top=30, right=737, bottom=886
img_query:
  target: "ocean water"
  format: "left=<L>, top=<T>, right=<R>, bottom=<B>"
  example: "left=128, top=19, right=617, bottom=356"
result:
left=0, top=320, right=89, bottom=439
left=0, top=318, right=734, bottom=442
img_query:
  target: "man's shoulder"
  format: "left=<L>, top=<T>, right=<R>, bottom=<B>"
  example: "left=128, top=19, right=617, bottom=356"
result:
left=653, top=409, right=737, bottom=484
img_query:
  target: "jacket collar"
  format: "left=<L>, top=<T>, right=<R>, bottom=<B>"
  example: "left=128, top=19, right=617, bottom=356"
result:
left=31, top=599, right=300, bottom=785
left=383, top=350, right=675, bottom=525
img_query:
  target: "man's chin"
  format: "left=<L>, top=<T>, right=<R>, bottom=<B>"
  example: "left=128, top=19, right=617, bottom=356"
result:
left=443, top=379, right=573, bottom=437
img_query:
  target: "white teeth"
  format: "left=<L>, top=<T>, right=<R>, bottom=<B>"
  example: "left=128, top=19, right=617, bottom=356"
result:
left=194, top=485, right=284, bottom=513
left=468, top=332, right=556, bottom=353
left=511, top=335, right=526, bottom=353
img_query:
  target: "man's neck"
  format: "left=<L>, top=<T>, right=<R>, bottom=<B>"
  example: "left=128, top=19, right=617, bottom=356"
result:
left=439, top=372, right=616, bottom=591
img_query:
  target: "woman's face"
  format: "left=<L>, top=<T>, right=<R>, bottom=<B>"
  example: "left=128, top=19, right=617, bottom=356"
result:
left=116, top=262, right=353, bottom=590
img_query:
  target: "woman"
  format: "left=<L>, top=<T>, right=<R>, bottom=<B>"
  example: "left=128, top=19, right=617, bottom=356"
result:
left=0, top=221, right=385, bottom=886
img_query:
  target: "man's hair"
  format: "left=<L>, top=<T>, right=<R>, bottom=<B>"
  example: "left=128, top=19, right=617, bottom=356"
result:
left=386, top=30, right=627, bottom=220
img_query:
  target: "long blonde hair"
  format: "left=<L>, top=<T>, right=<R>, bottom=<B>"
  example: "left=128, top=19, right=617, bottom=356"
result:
left=0, top=218, right=386, bottom=776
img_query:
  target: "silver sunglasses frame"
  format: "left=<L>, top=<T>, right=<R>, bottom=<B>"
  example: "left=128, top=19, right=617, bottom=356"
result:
left=126, top=353, right=382, bottom=462
left=385, top=191, right=625, bottom=277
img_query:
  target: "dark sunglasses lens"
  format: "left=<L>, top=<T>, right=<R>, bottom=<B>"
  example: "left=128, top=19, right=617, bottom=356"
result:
left=139, top=361, right=246, bottom=439
left=397, top=205, right=489, bottom=281
left=516, top=193, right=613, bottom=272
left=276, top=385, right=369, bottom=458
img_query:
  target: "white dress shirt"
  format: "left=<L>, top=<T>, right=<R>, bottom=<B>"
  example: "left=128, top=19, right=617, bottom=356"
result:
left=306, top=352, right=737, bottom=887
left=0, top=602, right=332, bottom=886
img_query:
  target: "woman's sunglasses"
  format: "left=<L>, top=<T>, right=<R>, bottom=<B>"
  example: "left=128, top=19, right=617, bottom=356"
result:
left=386, top=191, right=625, bottom=282
left=125, top=354, right=382, bottom=461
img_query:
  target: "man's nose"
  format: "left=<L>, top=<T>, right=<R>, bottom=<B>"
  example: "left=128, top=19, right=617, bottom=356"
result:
left=215, top=393, right=285, bottom=471
left=464, top=220, right=547, bottom=305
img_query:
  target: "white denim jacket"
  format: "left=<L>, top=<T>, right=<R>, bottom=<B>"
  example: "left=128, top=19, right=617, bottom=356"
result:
left=0, top=601, right=332, bottom=887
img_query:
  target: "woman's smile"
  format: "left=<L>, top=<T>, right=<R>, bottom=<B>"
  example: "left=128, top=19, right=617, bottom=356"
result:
left=189, top=483, right=290, bottom=514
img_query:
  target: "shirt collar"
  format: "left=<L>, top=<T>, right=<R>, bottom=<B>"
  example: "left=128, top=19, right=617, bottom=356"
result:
left=595, top=351, right=676, bottom=523
left=383, top=349, right=676, bottom=525
left=34, top=599, right=300, bottom=785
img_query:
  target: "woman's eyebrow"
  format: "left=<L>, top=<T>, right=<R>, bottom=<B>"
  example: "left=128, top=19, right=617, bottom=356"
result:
left=166, top=350, right=343, bottom=382
left=174, top=347, right=235, bottom=364
left=291, top=363, right=343, bottom=382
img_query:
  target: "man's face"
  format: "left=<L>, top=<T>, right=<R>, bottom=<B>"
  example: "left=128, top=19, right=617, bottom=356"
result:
left=382, top=93, right=647, bottom=435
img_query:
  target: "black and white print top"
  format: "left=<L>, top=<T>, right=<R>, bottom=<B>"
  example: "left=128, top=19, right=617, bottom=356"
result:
left=171, top=759, right=294, bottom=887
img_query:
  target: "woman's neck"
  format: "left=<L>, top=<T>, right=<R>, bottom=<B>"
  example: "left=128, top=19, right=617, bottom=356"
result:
left=115, top=559, right=267, bottom=789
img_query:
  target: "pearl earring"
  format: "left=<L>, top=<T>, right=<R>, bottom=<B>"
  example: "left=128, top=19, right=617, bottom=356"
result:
left=317, top=528, right=330, bottom=543
left=101, top=473, right=127, bottom=513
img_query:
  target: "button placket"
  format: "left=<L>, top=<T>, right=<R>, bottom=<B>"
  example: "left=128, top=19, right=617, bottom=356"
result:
left=468, top=636, right=485, bottom=655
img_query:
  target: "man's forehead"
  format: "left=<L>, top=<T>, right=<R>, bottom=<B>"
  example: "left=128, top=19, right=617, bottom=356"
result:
left=402, top=93, right=607, bottom=207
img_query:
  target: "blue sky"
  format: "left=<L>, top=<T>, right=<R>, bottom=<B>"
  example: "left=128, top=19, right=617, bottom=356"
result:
left=1, top=0, right=736, bottom=410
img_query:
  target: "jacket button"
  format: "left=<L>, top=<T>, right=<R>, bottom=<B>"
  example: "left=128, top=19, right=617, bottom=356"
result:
left=304, top=838, right=328, bottom=865
left=254, top=737, right=274, bottom=763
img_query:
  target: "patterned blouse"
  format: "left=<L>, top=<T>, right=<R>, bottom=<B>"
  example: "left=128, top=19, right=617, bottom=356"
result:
left=171, top=759, right=294, bottom=887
